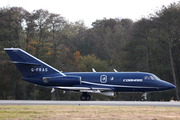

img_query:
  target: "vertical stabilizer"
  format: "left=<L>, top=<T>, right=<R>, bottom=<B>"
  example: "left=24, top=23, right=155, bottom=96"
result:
left=4, top=48, right=65, bottom=77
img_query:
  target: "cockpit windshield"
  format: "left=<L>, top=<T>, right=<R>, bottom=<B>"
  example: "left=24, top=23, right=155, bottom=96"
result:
left=150, top=76, right=155, bottom=80
left=144, top=75, right=161, bottom=80
left=152, top=75, right=161, bottom=80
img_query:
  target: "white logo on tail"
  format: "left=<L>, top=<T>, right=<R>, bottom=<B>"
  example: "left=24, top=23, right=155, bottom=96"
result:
left=31, top=68, right=48, bottom=72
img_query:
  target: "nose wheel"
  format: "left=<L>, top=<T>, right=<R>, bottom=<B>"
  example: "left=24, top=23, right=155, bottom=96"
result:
left=80, top=92, right=91, bottom=101
left=141, top=92, right=148, bottom=101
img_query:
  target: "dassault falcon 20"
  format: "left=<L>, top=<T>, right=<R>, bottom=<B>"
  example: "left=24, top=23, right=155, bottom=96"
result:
left=4, top=48, right=175, bottom=101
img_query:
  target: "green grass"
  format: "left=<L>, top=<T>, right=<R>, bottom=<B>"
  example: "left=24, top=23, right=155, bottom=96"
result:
left=0, top=105, right=180, bottom=120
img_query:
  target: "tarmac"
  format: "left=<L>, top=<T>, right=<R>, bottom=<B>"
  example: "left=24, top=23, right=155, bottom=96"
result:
left=0, top=100, right=180, bottom=107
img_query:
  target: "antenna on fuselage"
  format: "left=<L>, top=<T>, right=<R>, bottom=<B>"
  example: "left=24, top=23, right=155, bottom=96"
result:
left=114, top=69, right=118, bottom=72
left=92, top=68, right=96, bottom=72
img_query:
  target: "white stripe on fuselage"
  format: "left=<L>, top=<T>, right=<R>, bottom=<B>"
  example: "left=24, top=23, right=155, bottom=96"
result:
left=81, top=81, right=156, bottom=88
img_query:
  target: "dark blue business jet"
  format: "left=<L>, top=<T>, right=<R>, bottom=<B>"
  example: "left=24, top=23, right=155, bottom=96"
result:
left=4, top=48, right=175, bottom=101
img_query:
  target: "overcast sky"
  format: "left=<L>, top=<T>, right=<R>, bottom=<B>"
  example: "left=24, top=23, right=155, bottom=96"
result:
left=1, top=0, right=179, bottom=27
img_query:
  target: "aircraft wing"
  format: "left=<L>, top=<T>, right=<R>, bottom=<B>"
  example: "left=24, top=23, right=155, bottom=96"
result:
left=56, top=86, right=113, bottom=93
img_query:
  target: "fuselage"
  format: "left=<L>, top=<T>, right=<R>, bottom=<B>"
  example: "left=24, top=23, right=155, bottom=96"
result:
left=22, top=71, right=175, bottom=93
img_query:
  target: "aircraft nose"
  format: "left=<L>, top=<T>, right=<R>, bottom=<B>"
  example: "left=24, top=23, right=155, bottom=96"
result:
left=166, top=83, right=176, bottom=89
left=159, top=80, right=175, bottom=90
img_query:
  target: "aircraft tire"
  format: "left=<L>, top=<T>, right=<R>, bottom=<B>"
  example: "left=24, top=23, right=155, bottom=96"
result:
left=86, top=95, right=91, bottom=101
left=141, top=98, right=147, bottom=101
left=80, top=95, right=91, bottom=101
left=80, top=95, right=86, bottom=101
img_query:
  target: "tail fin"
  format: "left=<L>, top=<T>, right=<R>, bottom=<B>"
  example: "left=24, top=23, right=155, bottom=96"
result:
left=4, top=48, right=65, bottom=77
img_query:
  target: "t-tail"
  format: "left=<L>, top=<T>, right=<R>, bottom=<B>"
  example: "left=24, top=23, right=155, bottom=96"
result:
left=4, top=48, right=65, bottom=77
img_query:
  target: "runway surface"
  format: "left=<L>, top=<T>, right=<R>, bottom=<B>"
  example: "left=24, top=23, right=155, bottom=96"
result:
left=0, top=100, right=180, bottom=107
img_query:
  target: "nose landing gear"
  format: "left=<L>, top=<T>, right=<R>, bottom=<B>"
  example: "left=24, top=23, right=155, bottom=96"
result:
left=80, top=92, right=91, bottom=101
left=141, top=92, right=148, bottom=101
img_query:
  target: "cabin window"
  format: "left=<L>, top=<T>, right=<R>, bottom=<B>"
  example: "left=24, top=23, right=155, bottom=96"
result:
left=110, top=77, right=114, bottom=81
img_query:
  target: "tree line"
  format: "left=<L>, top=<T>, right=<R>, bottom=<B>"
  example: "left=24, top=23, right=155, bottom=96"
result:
left=0, top=2, right=180, bottom=101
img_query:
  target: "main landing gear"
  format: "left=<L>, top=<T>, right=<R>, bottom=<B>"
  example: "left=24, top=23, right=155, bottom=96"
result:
left=80, top=92, right=91, bottom=101
left=141, top=92, right=148, bottom=101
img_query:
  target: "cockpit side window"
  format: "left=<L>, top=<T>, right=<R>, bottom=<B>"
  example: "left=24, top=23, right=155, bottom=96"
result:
left=144, top=76, right=155, bottom=80
left=144, top=75, right=161, bottom=80
left=144, top=76, right=150, bottom=80
left=150, top=76, right=155, bottom=80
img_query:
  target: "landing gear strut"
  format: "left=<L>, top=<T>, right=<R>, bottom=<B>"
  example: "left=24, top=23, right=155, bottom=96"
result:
left=141, top=92, right=148, bottom=101
left=80, top=92, right=91, bottom=101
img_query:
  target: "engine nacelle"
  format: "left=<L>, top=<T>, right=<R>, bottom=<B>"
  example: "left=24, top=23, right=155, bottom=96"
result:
left=43, top=76, right=81, bottom=86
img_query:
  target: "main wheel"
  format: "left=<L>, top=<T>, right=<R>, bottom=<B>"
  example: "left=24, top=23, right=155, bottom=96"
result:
left=80, top=94, right=91, bottom=101
left=80, top=95, right=86, bottom=101
left=141, top=98, right=146, bottom=101
left=86, top=95, right=91, bottom=101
